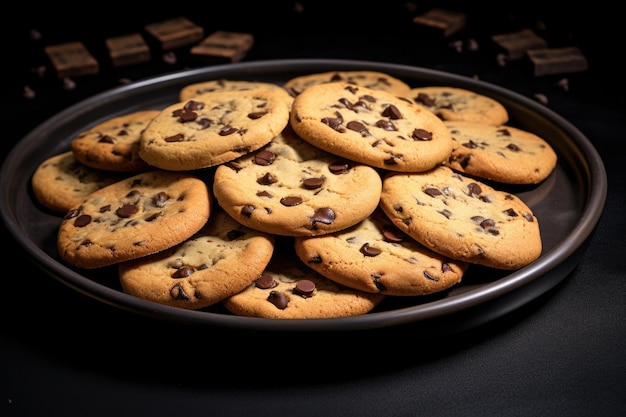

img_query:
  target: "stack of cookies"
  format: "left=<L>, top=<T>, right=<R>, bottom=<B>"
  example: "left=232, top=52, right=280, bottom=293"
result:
left=31, top=69, right=557, bottom=320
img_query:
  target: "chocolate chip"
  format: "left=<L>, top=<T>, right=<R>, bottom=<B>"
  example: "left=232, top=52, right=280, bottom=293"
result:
left=254, top=150, right=276, bottom=166
left=255, top=273, right=277, bottom=289
left=172, top=266, right=194, bottom=278
left=145, top=213, right=161, bottom=222
left=294, top=279, right=316, bottom=297
left=463, top=139, right=480, bottom=149
left=438, top=209, right=452, bottom=218
left=480, top=218, right=496, bottom=229
left=467, top=183, right=482, bottom=197
left=267, top=291, right=288, bottom=309
left=225, top=161, right=242, bottom=172
left=384, top=155, right=399, bottom=165
left=308, top=254, right=323, bottom=264
left=241, top=205, right=255, bottom=217
left=329, top=161, right=351, bottom=174
left=256, top=190, right=273, bottom=197
left=74, top=214, right=92, bottom=227
left=340, top=98, right=369, bottom=111
left=174, top=108, right=198, bottom=122
left=280, top=196, right=302, bottom=206
left=257, top=172, right=278, bottom=185
left=233, top=145, right=251, bottom=153
left=415, top=92, right=435, bottom=106
left=153, top=191, right=170, bottom=207
left=506, top=143, right=521, bottom=151
left=347, top=120, right=368, bottom=134
left=184, top=100, right=204, bottom=111
left=360, top=243, right=382, bottom=257
left=303, top=177, right=324, bottom=189
left=64, top=209, right=80, bottom=219
left=382, top=226, right=404, bottom=243
left=164, top=133, right=185, bottom=142
left=373, top=274, right=386, bottom=291
left=412, top=128, right=433, bottom=141
left=99, top=205, right=111, bottom=213
left=321, top=116, right=343, bottom=130
left=381, top=104, right=402, bottom=119
left=170, top=283, right=190, bottom=300
left=423, top=271, right=439, bottom=281
left=248, top=111, right=268, bottom=119
left=375, top=120, right=397, bottom=131
left=98, top=135, right=115, bottom=144
left=196, top=118, right=212, bottom=129
left=219, top=125, right=238, bottom=136
left=503, top=208, right=518, bottom=217
left=424, top=187, right=443, bottom=197
left=311, top=207, right=335, bottom=226
left=116, top=204, right=138, bottom=218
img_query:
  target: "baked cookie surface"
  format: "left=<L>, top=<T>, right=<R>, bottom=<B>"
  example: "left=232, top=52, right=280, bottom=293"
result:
left=31, top=151, right=127, bottom=214
left=139, top=88, right=290, bottom=171
left=212, top=125, right=383, bottom=236
left=405, top=86, right=509, bottom=125
left=178, top=79, right=293, bottom=107
left=70, top=110, right=160, bottom=172
left=57, top=170, right=211, bottom=269
left=222, top=238, right=385, bottom=319
left=443, top=120, right=558, bottom=184
left=379, top=166, right=542, bottom=270
left=294, top=209, right=468, bottom=296
left=119, top=209, right=274, bottom=310
left=284, top=70, right=412, bottom=96
left=289, top=82, right=453, bottom=172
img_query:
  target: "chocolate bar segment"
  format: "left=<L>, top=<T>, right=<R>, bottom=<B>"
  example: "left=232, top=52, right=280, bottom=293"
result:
left=105, top=33, right=150, bottom=67
left=491, top=29, right=548, bottom=60
left=190, top=31, right=254, bottom=63
left=412, top=8, right=467, bottom=37
left=44, top=41, right=99, bottom=78
left=527, top=47, right=589, bottom=76
left=144, top=16, right=204, bottom=50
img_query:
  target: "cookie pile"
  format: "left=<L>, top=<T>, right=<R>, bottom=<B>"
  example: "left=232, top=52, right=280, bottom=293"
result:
left=31, top=70, right=557, bottom=320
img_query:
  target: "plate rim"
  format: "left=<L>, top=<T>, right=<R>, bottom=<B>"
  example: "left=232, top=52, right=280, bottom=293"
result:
left=0, top=58, right=608, bottom=333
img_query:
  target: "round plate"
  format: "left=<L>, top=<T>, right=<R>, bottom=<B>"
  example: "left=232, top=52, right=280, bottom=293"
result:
left=0, top=59, right=607, bottom=333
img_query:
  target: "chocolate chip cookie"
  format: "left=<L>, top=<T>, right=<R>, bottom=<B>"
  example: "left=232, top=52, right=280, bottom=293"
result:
left=379, top=166, right=542, bottom=270
left=139, top=88, right=290, bottom=171
left=290, top=81, right=453, bottom=172
left=213, top=125, right=382, bottom=236
left=57, top=170, right=211, bottom=269
left=119, top=208, right=274, bottom=310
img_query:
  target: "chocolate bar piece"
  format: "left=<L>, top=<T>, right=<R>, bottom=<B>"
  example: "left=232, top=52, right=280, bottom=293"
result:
left=144, top=16, right=204, bottom=50
left=491, top=29, right=548, bottom=60
left=44, top=41, right=99, bottom=78
left=190, top=31, right=254, bottom=63
left=527, top=47, right=589, bottom=76
left=412, top=8, right=466, bottom=37
left=105, top=33, right=150, bottom=67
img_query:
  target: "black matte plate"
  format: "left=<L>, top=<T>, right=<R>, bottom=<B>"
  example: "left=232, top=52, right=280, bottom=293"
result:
left=0, top=59, right=607, bottom=333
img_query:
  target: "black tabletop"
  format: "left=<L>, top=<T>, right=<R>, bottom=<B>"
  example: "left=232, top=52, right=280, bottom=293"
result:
left=2, top=3, right=624, bottom=416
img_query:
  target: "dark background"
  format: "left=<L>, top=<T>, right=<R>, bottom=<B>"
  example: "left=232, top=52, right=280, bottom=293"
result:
left=2, top=2, right=624, bottom=416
